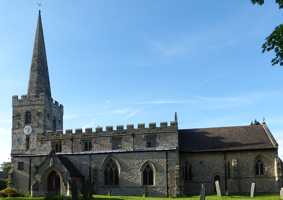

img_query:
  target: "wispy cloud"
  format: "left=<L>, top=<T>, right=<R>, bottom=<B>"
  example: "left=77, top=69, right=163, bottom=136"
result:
left=135, top=90, right=282, bottom=110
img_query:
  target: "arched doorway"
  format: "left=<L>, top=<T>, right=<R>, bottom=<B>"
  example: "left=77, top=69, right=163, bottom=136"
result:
left=47, top=171, right=61, bottom=195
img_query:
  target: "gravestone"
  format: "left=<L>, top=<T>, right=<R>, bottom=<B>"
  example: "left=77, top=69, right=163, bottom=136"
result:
left=250, top=182, right=255, bottom=198
left=215, top=180, right=221, bottom=197
left=200, top=184, right=206, bottom=200
left=71, top=180, right=78, bottom=200
left=280, top=188, right=283, bottom=200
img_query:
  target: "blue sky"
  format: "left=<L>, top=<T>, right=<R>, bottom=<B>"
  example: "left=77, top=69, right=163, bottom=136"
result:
left=0, top=1, right=283, bottom=163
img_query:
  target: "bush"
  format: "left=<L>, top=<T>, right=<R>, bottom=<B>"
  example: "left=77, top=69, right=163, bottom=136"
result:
left=0, top=179, right=7, bottom=191
left=0, top=187, right=20, bottom=197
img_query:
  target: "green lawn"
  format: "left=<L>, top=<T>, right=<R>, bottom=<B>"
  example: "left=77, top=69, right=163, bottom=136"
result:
left=92, top=195, right=280, bottom=200
left=0, top=195, right=279, bottom=200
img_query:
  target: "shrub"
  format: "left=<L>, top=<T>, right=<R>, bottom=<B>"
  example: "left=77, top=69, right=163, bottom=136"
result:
left=0, top=187, right=20, bottom=197
left=0, top=179, right=7, bottom=190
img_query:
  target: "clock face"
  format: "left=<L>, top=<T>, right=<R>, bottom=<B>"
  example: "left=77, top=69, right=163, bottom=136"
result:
left=24, top=125, right=32, bottom=135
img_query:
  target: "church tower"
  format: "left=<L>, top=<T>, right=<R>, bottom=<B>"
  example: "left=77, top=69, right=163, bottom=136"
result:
left=11, top=11, right=63, bottom=154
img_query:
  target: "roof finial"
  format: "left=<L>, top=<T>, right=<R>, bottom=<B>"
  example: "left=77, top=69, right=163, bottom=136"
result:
left=174, top=112, right=178, bottom=124
left=262, top=117, right=266, bottom=124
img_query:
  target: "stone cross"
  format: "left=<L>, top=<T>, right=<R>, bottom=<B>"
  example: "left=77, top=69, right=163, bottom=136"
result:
left=250, top=182, right=255, bottom=198
left=215, top=180, right=221, bottom=197
left=280, top=187, right=283, bottom=200
left=200, top=184, right=206, bottom=200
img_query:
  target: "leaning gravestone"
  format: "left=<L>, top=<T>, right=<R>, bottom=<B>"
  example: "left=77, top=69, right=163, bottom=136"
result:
left=250, top=182, right=255, bottom=198
left=215, top=180, right=221, bottom=197
left=200, top=184, right=206, bottom=200
left=280, top=188, right=283, bottom=200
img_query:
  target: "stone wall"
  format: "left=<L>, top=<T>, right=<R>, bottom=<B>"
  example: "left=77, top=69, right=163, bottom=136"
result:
left=34, top=122, right=178, bottom=154
left=180, top=149, right=281, bottom=195
left=12, top=150, right=179, bottom=197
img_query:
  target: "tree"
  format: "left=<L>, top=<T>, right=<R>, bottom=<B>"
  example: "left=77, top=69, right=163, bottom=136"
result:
left=0, top=162, right=11, bottom=178
left=251, top=0, right=283, bottom=66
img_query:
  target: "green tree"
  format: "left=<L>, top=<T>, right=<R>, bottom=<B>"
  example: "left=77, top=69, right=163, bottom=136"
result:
left=251, top=0, right=283, bottom=65
left=0, top=162, right=11, bottom=178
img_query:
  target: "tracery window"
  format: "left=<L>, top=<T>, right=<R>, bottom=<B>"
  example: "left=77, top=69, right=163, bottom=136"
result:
left=255, top=160, right=264, bottom=176
left=104, top=159, right=119, bottom=185
left=142, top=164, right=154, bottom=185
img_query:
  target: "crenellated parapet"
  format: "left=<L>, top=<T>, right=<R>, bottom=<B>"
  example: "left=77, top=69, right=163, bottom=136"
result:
left=12, top=93, right=63, bottom=110
left=38, top=121, right=178, bottom=141
left=36, top=120, right=178, bottom=154
left=52, top=121, right=175, bottom=134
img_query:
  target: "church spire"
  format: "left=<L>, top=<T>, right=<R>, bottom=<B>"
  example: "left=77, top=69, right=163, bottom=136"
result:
left=27, top=10, right=51, bottom=98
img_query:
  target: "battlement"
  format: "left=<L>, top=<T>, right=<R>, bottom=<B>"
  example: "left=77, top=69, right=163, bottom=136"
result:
left=51, top=98, right=64, bottom=109
left=12, top=94, right=63, bottom=109
left=44, top=121, right=177, bottom=137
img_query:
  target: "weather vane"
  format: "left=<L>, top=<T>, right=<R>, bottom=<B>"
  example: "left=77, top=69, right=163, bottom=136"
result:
left=37, top=2, right=42, bottom=10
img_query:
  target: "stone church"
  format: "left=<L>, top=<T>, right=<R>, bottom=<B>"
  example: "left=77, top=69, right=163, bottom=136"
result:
left=11, top=11, right=282, bottom=197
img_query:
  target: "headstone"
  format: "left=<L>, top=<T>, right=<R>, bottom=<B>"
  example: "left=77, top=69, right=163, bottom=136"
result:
left=250, top=182, right=255, bottom=198
left=280, top=187, right=283, bottom=200
left=215, top=180, right=221, bottom=197
left=71, top=180, right=78, bottom=200
left=200, top=184, right=206, bottom=200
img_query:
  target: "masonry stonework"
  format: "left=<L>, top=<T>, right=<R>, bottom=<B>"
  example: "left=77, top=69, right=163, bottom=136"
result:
left=10, top=11, right=282, bottom=197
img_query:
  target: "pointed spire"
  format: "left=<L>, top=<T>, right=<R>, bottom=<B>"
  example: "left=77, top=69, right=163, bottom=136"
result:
left=27, top=10, right=51, bottom=98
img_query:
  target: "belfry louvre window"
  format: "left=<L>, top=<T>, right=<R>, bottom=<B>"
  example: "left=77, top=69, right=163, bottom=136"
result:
left=25, top=111, right=32, bottom=125
left=112, top=137, right=122, bottom=150
left=82, top=140, right=92, bottom=151
left=52, top=141, right=62, bottom=153
left=104, top=159, right=119, bottom=185
left=255, top=160, right=264, bottom=176
left=142, top=164, right=154, bottom=185
left=145, top=135, right=157, bottom=148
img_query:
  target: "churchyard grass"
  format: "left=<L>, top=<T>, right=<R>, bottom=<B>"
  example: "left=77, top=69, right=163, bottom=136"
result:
left=92, top=195, right=280, bottom=200
left=0, top=195, right=279, bottom=200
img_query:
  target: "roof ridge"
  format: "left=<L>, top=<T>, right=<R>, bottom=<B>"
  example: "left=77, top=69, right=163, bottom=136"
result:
left=179, top=124, right=262, bottom=131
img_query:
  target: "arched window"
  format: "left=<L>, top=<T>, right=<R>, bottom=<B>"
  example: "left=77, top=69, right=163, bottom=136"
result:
left=255, top=160, right=264, bottom=176
left=104, top=159, right=119, bottom=185
left=25, top=111, right=32, bottom=125
left=227, top=161, right=231, bottom=179
left=183, top=161, right=192, bottom=181
left=142, top=164, right=154, bottom=185
left=52, top=117, right=57, bottom=131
